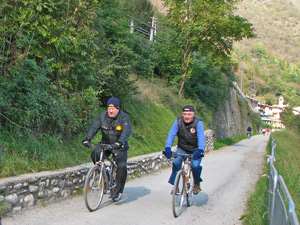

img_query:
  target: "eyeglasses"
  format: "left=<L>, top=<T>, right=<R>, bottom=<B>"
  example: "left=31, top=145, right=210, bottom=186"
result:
left=182, top=112, right=194, bottom=116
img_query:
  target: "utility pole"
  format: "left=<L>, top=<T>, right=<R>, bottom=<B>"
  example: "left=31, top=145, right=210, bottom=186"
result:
left=130, top=19, right=134, bottom=33
left=241, top=64, right=243, bottom=92
left=240, top=38, right=245, bottom=92
left=150, top=17, right=155, bottom=41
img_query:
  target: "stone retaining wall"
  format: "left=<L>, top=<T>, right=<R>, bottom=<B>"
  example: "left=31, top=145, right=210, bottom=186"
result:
left=0, top=129, right=214, bottom=216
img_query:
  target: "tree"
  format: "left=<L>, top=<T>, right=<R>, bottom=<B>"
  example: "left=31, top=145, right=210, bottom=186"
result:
left=0, top=0, right=137, bottom=136
left=162, top=0, right=255, bottom=97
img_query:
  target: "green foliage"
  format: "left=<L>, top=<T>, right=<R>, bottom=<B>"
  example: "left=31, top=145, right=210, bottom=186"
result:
left=281, top=107, right=300, bottom=133
left=242, top=166, right=269, bottom=225
left=0, top=0, right=139, bottom=137
left=234, top=0, right=300, bottom=107
left=124, top=0, right=154, bottom=30
left=0, top=59, right=101, bottom=136
left=244, top=130, right=300, bottom=224
left=271, top=131, right=300, bottom=222
left=161, top=0, right=255, bottom=96
left=184, top=56, right=234, bottom=109
left=0, top=132, right=90, bottom=177
left=0, top=77, right=187, bottom=177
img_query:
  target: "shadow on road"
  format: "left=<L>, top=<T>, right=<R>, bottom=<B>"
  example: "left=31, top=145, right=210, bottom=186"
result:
left=115, top=186, right=151, bottom=205
left=232, top=144, right=247, bottom=147
left=193, top=192, right=209, bottom=207
left=95, top=186, right=150, bottom=209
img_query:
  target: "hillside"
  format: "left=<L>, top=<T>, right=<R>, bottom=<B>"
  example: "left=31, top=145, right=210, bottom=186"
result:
left=233, top=0, right=300, bottom=106
left=236, top=0, right=300, bottom=63
left=148, top=0, right=300, bottom=107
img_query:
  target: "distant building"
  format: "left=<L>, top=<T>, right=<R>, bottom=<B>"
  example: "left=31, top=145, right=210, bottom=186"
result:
left=246, top=95, right=264, bottom=114
left=246, top=95, right=288, bottom=128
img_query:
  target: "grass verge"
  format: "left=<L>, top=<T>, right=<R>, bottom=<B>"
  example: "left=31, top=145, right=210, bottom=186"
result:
left=242, top=130, right=300, bottom=224
left=0, top=78, right=210, bottom=177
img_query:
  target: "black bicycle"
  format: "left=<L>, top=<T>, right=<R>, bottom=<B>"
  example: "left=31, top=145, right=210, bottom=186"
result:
left=83, top=143, right=120, bottom=212
left=172, top=153, right=195, bottom=217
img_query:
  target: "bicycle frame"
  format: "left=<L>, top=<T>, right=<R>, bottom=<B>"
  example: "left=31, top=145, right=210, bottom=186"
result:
left=172, top=153, right=194, bottom=217
left=94, top=144, right=118, bottom=194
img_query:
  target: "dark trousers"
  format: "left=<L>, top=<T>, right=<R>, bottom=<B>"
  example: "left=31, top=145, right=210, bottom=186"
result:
left=91, top=149, right=128, bottom=193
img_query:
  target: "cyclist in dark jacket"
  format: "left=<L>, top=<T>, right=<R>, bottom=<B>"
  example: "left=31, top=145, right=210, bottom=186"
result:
left=163, top=105, right=205, bottom=194
left=82, top=97, right=132, bottom=199
left=247, top=126, right=252, bottom=137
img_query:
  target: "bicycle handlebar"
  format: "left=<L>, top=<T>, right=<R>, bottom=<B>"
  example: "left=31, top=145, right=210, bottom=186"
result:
left=172, top=152, right=204, bottom=159
left=173, top=153, right=192, bottom=158
left=82, top=141, right=114, bottom=151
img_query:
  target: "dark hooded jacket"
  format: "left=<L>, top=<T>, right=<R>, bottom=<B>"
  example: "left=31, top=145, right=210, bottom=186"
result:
left=86, top=110, right=132, bottom=150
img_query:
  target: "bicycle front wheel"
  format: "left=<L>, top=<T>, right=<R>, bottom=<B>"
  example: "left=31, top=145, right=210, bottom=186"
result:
left=84, top=165, right=105, bottom=212
left=186, top=170, right=194, bottom=206
left=172, top=171, right=185, bottom=217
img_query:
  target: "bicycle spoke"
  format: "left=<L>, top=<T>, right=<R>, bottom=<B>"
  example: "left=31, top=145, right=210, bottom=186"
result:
left=84, top=166, right=105, bottom=211
left=172, top=172, right=185, bottom=217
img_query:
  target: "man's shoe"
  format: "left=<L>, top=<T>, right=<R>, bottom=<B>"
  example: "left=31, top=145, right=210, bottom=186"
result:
left=193, top=183, right=201, bottom=195
left=111, top=188, right=122, bottom=201
left=112, top=192, right=122, bottom=201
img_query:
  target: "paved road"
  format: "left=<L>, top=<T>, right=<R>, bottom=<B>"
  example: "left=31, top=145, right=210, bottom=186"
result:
left=3, top=134, right=269, bottom=225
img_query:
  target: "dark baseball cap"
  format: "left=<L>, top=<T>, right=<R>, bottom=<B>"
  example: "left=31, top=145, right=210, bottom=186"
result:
left=182, top=105, right=195, bottom=112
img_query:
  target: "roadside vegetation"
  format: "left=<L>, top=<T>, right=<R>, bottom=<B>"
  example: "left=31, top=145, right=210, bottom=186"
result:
left=0, top=0, right=299, bottom=222
left=0, top=77, right=209, bottom=177
left=243, top=122, right=300, bottom=224
left=0, top=0, right=253, bottom=177
left=234, top=0, right=300, bottom=107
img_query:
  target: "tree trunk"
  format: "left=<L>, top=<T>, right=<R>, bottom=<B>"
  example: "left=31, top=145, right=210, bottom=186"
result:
left=178, top=46, right=190, bottom=97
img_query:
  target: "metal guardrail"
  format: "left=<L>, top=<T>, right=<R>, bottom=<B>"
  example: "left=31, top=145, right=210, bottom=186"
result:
left=268, top=137, right=299, bottom=225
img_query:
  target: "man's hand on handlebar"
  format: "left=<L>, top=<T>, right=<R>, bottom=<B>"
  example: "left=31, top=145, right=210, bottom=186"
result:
left=193, top=149, right=204, bottom=160
left=82, top=138, right=93, bottom=148
left=162, top=147, right=172, bottom=159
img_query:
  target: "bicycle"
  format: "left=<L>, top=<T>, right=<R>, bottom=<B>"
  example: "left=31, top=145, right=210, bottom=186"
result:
left=247, top=131, right=251, bottom=139
left=171, top=153, right=196, bottom=217
left=83, top=143, right=120, bottom=212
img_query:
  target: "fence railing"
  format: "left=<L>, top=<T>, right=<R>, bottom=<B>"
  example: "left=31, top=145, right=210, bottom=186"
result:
left=268, top=136, right=299, bottom=225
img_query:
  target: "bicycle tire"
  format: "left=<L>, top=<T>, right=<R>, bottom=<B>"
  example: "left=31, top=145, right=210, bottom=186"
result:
left=172, top=171, right=185, bottom=217
left=84, top=165, right=105, bottom=212
left=186, top=169, right=194, bottom=206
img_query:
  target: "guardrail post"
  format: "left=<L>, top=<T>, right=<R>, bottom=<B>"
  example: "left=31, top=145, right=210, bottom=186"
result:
left=269, top=163, right=278, bottom=224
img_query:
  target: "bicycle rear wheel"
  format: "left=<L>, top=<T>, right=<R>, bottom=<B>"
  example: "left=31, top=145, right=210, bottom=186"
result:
left=172, top=171, right=185, bottom=217
left=84, top=165, right=105, bottom=212
left=186, top=170, right=194, bottom=206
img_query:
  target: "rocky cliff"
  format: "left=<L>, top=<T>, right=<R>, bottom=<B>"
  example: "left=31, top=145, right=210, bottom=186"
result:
left=212, top=85, right=256, bottom=139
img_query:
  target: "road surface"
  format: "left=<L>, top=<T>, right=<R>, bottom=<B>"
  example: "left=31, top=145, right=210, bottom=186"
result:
left=3, top=134, right=269, bottom=225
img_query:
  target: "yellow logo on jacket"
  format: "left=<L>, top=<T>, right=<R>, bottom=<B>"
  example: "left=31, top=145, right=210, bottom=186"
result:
left=116, top=126, right=122, bottom=131
left=190, top=128, right=196, bottom=134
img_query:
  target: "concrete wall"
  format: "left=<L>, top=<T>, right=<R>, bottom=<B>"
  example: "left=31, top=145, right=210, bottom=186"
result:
left=0, top=129, right=214, bottom=216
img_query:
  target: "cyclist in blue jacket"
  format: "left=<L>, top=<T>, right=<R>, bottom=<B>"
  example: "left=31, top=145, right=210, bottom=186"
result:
left=163, top=105, right=205, bottom=194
